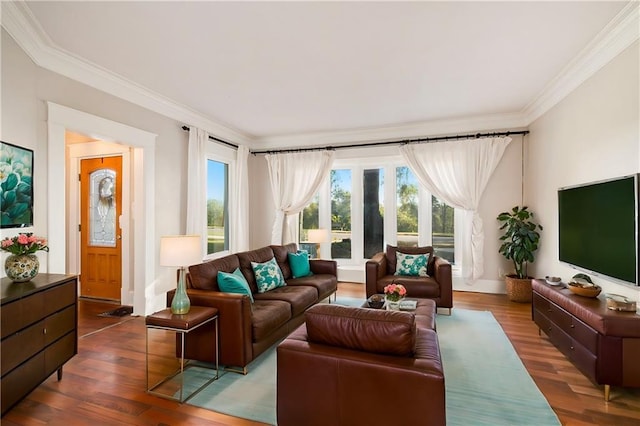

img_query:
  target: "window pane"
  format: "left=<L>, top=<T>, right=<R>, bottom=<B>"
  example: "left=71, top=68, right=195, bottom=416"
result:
left=396, top=166, right=418, bottom=248
left=89, top=168, right=117, bottom=247
left=432, top=196, right=454, bottom=263
left=300, top=193, right=319, bottom=257
left=363, top=168, right=384, bottom=258
left=331, top=169, right=351, bottom=259
left=207, top=160, right=229, bottom=254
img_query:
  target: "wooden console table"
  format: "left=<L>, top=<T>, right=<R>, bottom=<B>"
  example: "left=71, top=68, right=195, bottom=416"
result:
left=1, top=274, right=78, bottom=415
left=532, top=279, right=640, bottom=400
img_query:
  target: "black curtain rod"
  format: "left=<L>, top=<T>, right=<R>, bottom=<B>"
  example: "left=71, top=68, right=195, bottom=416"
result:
left=181, top=126, right=239, bottom=150
left=250, top=130, right=529, bottom=155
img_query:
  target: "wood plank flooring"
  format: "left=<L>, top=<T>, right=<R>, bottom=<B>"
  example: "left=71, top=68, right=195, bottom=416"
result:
left=2, top=284, right=639, bottom=425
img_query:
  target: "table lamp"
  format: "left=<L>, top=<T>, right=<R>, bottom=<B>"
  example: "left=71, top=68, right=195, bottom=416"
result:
left=307, top=228, right=329, bottom=259
left=160, top=235, right=202, bottom=314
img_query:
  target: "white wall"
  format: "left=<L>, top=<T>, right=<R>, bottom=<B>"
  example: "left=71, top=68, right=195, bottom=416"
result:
left=248, top=137, right=524, bottom=293
left=526, top=41, right=640, bottom=301
left=1, top=30, right=190, bottom=314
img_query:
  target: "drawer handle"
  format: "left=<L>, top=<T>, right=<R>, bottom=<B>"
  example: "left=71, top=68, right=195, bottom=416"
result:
left=43, top=328, right=47, bottom=334
left=570, top=324, right=575, bottom=329
left=570, top=346, right=574, bottom=350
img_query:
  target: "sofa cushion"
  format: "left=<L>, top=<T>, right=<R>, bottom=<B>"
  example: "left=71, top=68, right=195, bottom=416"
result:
left=188, top=254, right=240, bottom=290
left=217, top=268, right=254, bottom=302
left=377, top=275, right=441, bottom=299
left=395, top=252, right=430, bottom=277
left=254, top=285, right=318, bottom=317
left=251, top=300, right=292, bottom=342
left=287, top=274, right=337, bottom=300
left=288, top=250, right=313, bottom=278
left=252, top=257, right=286, bottom=293
left=305, top=304, right=416, bottom=356
left=270, top=243, right=298, bottom=280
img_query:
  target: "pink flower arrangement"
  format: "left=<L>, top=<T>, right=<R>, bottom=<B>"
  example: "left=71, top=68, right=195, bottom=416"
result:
left=1, top=233, right=49, bottom=255
left=384, top=283, right=407, bottom=302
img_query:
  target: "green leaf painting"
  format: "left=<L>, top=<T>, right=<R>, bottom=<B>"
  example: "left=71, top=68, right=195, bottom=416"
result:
left=1, top=141, right=34, bottom=228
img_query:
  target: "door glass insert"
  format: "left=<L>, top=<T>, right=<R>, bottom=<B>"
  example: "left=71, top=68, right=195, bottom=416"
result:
left=89, top=168, right=117, bottom=247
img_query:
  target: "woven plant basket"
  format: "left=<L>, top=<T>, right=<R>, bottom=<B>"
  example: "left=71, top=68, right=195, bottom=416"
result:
left=505, top=275, right=533, bottom=303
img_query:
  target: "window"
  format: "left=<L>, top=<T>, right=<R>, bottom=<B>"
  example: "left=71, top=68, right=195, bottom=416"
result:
left=298, top=160, right=456, bottom=266
left=206, top=159, right=229, bottom=255
left=331, top=169, right=352, bottom=259
left=396, top=166, right=418, bottom=248
left=300, top=193, right=319, bottom=257
left=432, top=196, right=455, bottom=263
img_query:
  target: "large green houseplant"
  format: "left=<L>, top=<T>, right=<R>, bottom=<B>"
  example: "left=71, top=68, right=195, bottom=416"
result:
left=497, top=206, right=543, bottom=302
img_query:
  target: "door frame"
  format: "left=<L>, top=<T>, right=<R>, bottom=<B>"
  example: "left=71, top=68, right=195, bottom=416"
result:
left=70, top=147, right=130, bottom=302
left=47, top=102, right=156, bottom=315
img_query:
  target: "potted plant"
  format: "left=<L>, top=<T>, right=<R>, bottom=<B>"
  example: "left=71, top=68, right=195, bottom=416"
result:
left=497, top=206, right=543, bottom=302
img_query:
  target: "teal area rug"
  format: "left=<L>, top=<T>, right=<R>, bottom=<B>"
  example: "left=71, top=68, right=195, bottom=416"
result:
left=185, top=303, right=560, bottom=426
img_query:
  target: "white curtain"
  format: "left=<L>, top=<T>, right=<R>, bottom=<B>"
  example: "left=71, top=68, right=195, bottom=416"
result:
left=400, top=137, right=511, bottom=281
left=230, top=145, right=250, bottom=252
left=266, top=151, right=335, bottom=244
left=185, top=127, right=207, bottom=245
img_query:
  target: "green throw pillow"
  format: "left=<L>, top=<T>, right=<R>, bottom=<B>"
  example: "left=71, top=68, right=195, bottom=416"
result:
left=288, top=250, right=313, bottom=278
left=395, top=252, right=430, bottom=277
left=218, top=268, right=254, bottom=302
left=251, top=257, right=286, bottom=293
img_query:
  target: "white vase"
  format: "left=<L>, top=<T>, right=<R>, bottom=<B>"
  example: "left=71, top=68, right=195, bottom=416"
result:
left=385, top=296, right=402, bottom=311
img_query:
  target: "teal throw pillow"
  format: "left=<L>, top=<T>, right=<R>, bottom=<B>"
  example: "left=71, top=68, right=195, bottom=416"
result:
left=288, top=250, right=313, bottom=278
left=218, top=268, right=254, bottom=302
left=395, top=252, right=430, bottom=277
left=251, top=257, right=286, bottom=293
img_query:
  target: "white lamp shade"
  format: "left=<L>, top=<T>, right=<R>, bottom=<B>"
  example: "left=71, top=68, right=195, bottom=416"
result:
left=160, top=235, right=202, bottom=267
left=307, top=229, right=329, bottom=243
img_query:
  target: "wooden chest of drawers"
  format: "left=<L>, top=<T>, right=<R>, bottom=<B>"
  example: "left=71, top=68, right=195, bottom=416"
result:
left=532, top=279, right=640, bottom=400
left=1, top=274, right=78, bottom=415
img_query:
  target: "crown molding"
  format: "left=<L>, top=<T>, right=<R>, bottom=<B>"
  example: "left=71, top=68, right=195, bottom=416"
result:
left=523, top=1, right=639, bottom=125
left=1, top=1, right=253, bottom=146
left=2, top=1, right=637, bottom=149
left=254, top=112, right=528, bottom=149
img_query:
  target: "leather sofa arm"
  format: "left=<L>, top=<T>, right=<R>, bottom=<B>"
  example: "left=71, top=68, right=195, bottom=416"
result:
left=434, top=257, right=453, bottom=309
left=309, top=259, right=337, bottom=276
left=365, top=252, right=386, bottom=297
left=167, top=288, right=253, bottom=368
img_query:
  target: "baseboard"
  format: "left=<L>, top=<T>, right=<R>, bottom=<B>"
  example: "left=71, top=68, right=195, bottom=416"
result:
left=453, top=277, right=506, bottom=294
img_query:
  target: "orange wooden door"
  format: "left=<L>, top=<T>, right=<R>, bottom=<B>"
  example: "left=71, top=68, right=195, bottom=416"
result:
left=80, top=157, right=122, bottom=300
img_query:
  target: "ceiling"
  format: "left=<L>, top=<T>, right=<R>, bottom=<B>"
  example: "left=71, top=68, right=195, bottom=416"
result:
left=5, top=1, right=637, bottom=147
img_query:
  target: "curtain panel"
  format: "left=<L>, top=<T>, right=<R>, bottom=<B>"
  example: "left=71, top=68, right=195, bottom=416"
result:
left=400, top=136, right=511, bottom=281
left=266, top=151, right=335, bottom=244
left=230, top=145, right=250, bottom=252
left=185, top=127, right=208, bottom=251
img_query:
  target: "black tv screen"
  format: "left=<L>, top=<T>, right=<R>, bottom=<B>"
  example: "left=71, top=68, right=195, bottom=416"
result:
left=558, top=174, right=639, bottom=285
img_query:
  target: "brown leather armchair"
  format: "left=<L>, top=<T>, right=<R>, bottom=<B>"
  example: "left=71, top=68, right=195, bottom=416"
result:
left=277, top=304, right=446, bottom=426
left=366, top=245, right=452, bottom=312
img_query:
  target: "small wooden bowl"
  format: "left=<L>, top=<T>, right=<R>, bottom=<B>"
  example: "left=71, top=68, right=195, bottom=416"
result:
left=567, top=282, right=601, bottom=298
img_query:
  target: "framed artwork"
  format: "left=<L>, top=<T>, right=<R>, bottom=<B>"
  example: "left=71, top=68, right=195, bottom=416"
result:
left=0, top=141, right=34, bottom=228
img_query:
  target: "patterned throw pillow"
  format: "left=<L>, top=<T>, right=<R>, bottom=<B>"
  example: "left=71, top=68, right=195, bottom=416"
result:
left=394, top=252, right=430, bottom=277
left=251, top=257, right=286, bottom=293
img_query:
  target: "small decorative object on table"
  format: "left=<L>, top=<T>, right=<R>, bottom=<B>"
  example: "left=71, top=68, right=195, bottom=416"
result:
left=367, top=294, right=385, bottom=309
left=605, top=294, right=637, bottom=312
left=545, top=276, right=562, bottom=286
left=1, top=233, right=48, bottom=282
left=384, top=283, right=407, bottom=311
left=567, top=274, right=601, bottom=298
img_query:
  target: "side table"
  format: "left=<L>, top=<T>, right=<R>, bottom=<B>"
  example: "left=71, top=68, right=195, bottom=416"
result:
left=145, top=306, right=219, bottom=402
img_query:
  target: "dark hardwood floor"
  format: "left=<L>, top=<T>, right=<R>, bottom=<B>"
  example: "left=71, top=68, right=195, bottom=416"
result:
left=2, top=284, right=639, bottom=425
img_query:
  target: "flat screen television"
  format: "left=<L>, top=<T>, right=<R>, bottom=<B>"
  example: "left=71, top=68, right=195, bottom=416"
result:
left=558, top=174, right=639, bottom=286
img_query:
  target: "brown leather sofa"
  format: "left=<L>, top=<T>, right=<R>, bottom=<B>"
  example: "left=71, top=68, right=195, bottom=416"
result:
left=277, top=304, right=446, bottom=426
left=366, top=245, right=453, bottom=311
left=167, top=243, right=337, bottom=373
